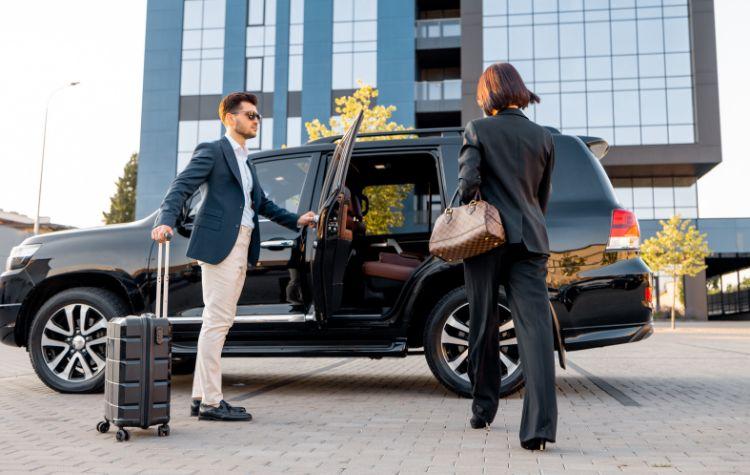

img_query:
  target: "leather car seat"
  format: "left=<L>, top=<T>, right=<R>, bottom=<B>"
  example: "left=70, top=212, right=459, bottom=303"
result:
left=362, top=252, right=421, bottom=282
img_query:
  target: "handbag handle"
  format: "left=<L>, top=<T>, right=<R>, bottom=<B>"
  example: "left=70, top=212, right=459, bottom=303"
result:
left=448, top=188, right=482, bottom=208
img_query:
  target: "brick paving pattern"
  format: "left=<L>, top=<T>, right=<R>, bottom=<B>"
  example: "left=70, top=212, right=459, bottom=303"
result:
left=0, top=321, right=748, bottom=474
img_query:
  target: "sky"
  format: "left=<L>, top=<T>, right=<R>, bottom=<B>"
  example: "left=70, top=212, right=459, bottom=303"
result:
left=0, top=0, right=748, bottom=229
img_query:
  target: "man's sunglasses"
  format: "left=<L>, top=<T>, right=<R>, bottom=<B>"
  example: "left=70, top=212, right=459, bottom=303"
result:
left=230, top=110, right=262, bottom=121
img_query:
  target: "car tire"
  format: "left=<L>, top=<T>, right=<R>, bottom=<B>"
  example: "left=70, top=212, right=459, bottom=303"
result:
left=171, top=356, right=196, bottom=375
left=28, top=287, right=128, bottom=394
left=423, top=286, right=525, bottom=399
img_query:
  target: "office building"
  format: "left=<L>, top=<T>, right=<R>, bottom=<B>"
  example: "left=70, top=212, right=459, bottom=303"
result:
left=136, top=0, right=749, bottom=318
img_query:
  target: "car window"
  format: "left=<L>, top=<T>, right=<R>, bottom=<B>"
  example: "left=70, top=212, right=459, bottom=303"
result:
left=347, top=153, right=441, bottom=236
left=254, top=155, right=312, bottom=213
left=548, top=135, right=615, bottom=205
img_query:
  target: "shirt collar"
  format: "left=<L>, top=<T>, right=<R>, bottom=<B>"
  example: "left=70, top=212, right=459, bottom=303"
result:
left=224, top=132, right=249, bottom=156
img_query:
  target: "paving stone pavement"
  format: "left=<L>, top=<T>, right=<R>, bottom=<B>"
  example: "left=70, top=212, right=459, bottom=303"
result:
left=0, top=321, right=748, bottom=474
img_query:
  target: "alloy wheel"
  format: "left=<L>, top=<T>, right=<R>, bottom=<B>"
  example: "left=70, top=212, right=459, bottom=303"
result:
left=438, top=302, right=521, bottom=384
left=41, top=303, right=108, bottom=382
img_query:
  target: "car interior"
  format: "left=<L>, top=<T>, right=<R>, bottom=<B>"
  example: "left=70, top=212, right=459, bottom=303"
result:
left=335, top=152, right=443, bottom=313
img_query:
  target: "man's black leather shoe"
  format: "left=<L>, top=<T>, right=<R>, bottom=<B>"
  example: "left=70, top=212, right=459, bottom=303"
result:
left=191, top=399, right=247, bottom=416
left=197, top=400, right=252, bottom=421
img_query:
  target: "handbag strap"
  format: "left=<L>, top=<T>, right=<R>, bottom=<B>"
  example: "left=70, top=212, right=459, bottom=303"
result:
left=448, top=188, right=482, bottom=208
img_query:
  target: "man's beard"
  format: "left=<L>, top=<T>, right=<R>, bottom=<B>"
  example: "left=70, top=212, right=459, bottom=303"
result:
left=240, top=128, right=257, bottom=140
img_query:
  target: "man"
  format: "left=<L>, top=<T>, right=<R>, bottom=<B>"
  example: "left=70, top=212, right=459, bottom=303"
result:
left=152, top=92, right=316, bottom=421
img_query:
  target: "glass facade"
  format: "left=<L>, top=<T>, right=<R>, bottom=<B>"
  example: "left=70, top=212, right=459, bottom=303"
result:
left=612, top=176, right=697, bottom=219
left=177, top=120, right=223, bottom=172
left=287, top=117, right=302, bottom=147
left=482, top=0, right=695, bottom=146
left=287, top=0, right=304, bottom=146
left=178, top=0, right=226, bottom=172
left=247, top=0, right=276, bottom=94
left=288, top=0, right=304, bottom=92
left=246, top=0, right=276, bottom=150
left=181, top=0, right=226, bottom=95
left=332, top=0, right=377, bottom=90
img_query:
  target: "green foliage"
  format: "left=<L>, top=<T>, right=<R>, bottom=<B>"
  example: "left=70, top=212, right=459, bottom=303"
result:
left=641, top=215, right=711, bottom=328
left=305, top=81, right=411, bottom=141
left=305, top=83, right=414, bottom=235
left=363, top=184, right=414, bottom=236
left=103, top=153, right=138, bottom=225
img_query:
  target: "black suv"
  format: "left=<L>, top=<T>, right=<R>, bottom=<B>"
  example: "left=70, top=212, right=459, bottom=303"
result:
left=0, top=127, right=653, bottom=397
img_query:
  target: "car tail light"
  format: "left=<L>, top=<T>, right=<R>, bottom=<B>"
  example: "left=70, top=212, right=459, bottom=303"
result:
left=607, top=209, right=640, bottom=251
left=644, top=285, right=653, bottom=304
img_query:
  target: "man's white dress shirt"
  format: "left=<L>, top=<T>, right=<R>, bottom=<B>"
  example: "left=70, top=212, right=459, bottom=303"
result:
left=224, top=133, right=255, bottom=229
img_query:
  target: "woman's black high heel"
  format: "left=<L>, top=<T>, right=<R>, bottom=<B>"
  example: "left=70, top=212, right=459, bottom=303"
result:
left=469, top=415, right=490, bottom=430
left=521, top=438, right=548, bottom=451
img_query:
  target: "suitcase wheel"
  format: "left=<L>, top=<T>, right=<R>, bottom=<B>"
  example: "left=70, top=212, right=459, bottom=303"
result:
left=96, top=421, right=110, bottom=434
left=115, top=428, right=130, bottom=442
left=157, top=424, right=170, bottom=437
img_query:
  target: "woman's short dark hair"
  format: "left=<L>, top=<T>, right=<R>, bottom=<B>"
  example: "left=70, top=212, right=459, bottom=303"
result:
left=476, top=62, right=540, bottom=116
left=218, top=92, right=258, bottom=121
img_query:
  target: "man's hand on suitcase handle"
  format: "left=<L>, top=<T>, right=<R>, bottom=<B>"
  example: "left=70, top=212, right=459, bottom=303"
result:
left=151, top=225, right=173, bottom=243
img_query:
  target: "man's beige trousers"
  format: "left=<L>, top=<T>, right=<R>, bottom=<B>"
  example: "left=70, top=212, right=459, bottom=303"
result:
left=191, top=225, right=251, bottom=407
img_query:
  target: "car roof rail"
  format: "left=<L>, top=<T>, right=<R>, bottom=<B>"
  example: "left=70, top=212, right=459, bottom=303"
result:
left=306, top=127, right=465, bottom=144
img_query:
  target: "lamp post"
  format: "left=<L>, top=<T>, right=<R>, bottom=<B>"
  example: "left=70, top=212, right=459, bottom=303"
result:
left=33, top=81, right=80, bottom=235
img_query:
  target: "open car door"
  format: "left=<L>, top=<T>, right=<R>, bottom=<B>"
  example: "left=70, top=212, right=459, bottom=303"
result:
left=311, top=111, right=364, bottom=322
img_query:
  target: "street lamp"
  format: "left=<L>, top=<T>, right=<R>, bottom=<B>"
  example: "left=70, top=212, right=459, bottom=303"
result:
left=33, top=81, right=80, bottom=235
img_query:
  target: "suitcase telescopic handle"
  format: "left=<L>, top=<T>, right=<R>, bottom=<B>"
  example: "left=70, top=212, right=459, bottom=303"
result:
left=155, top=232, right=172, bottom=319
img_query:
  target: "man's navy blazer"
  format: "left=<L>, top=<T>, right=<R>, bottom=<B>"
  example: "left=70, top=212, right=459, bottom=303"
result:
left=154, top=136, right=300, bottom=266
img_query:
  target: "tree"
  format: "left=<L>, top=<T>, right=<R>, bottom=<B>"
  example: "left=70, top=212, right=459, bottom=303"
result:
left=305, top=82, right=413, bottom=235
left=103, top=153, right=138, bottom=224
left=640, top=215, right=711, bottom=329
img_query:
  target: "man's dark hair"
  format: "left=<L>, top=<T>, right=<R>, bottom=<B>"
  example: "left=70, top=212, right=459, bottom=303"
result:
left=476, top=62, right=540, bottom=116
left=218, top=92, right=258, bottom=121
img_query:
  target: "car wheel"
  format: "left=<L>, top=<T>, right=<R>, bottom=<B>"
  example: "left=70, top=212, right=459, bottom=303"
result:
left=28, top=287, right=128, bottom=393
left=423, top=286, right=524, bottom=398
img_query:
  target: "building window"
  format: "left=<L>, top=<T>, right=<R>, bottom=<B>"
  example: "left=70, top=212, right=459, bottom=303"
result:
left=246, top=0, right=276, bottom=93
left=181, top=0, right=226, bottom=96
left=286, top=117, right=302, bottom=147
left=611, top=176, right=698, bottom=220
left=332, top=0, right=377, bottom=90
left=260, top=118, right=274, bottom=150
left=177, top=120, right=223, bottom=172
left=288, top=0, right=304, bottom=91
left=481, top=0, right=695, bottom=146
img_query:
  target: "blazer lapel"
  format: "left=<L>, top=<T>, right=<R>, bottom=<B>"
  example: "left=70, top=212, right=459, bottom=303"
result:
left=220, top=137, right=243, bottom=187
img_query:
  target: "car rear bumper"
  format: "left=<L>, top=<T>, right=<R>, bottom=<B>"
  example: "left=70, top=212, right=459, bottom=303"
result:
left=0, top=303, right=21, bottom=347
left=563, top=320, right=653, bottom=351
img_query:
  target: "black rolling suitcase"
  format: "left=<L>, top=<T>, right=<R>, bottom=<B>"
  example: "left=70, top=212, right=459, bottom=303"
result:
left=96, top=235, right=172, bottom=441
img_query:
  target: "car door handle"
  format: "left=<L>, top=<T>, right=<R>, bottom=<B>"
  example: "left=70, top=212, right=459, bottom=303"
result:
left=260, top=239, right=295, bottom=249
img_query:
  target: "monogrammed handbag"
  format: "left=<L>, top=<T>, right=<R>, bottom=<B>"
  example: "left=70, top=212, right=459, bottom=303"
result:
left=429, top=189, right=506, bottom=261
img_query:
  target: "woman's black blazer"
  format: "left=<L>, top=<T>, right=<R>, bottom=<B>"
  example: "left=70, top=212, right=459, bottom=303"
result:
left=457, top=108, right=556, bottom=255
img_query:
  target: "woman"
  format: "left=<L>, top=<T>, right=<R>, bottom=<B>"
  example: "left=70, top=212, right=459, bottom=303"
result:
left=458, top=62, right=557, bottom=451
